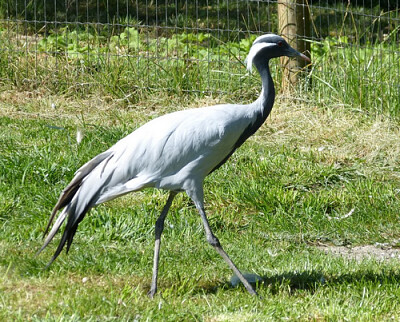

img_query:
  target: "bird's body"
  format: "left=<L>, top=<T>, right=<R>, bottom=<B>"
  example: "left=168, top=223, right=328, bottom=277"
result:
left=39, top=34, right=310, bottom=297
left=96, top=102, right=263, bottom=198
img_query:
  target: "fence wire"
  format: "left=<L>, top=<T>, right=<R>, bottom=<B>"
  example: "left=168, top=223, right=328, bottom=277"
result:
left=0, top=1, right=399, bottom=115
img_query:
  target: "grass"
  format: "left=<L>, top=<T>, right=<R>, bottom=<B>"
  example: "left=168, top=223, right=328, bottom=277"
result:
left=1, top=1, right=399, bottom=117
left=1, top=90, right=400, bottom=320
left=0, top=3, right=399, bottom=319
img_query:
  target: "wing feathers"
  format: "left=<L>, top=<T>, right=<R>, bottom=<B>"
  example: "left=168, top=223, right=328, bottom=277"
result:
left=42, top=151, right=113, bottom=237
left=39, top=150, right=115, bottom=262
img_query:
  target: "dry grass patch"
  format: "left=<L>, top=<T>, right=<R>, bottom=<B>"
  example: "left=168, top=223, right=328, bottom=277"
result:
left=260, top=99, right=400, bottom=171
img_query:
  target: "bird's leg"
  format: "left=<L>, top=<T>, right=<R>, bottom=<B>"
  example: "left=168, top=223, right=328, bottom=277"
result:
left=148, top=191, right=177, bottom=298
left=197, top=206, right=258, bottom=296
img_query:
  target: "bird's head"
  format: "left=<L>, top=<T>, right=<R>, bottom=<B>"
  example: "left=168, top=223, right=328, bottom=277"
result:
left=245, top=34, right=310, bottom=72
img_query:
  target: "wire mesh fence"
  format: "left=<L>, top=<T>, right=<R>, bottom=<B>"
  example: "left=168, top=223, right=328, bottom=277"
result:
left=0, top=1, right=399, bottom=115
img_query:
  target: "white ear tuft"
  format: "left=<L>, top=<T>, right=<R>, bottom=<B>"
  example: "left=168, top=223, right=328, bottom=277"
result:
left=245, top=42, right=273, bottom=72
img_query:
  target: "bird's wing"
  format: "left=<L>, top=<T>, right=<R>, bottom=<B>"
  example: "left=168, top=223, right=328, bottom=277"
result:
left=39, top=114, right=181, bottom=258
left=40, top=104, right=255, bottom=262
left=38, top=150, right=116, bottom=258
left=42, top=150, right=114, bottom=237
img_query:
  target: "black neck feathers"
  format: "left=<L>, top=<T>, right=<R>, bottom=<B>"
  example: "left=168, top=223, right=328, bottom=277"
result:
left=234, top=59, right=275, bottom=149
left=208, top=59, right=275, bottom=174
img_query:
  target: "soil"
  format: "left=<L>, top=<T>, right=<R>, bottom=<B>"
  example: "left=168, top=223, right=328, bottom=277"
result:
left=317, top=244, right=400, bottom=262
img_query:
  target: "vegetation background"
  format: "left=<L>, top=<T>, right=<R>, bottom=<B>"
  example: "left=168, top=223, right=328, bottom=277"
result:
left=0, top=0, right=400, bottom=320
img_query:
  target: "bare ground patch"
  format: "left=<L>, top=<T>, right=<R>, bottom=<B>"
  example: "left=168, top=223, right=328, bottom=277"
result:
left=317, top=244, right=400, bottom=262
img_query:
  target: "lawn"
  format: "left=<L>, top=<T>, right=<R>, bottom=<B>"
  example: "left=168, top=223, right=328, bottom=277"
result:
left=1, top=88, right=400, bottom=320
left=1, top=1, right=399, bottom=318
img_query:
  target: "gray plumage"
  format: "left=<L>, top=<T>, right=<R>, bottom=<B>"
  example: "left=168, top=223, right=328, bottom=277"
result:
left=38, top=34, right=310, bottom=297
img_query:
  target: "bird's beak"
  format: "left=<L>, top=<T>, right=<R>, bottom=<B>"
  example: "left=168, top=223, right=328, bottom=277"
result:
left=297, top=52, right=311, bottom=63
left=288, top=47, right=311, bottom=63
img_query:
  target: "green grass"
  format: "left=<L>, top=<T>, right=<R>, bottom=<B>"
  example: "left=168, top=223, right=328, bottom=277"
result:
left=1, top=1, right=399, bottom=117
left=0, top=3, right=399, bottom=319
left=1, top=93, right=400, bottom=320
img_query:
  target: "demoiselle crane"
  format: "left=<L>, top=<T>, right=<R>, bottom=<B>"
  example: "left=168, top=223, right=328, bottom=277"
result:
left=38, top=34, right=310, bottom=297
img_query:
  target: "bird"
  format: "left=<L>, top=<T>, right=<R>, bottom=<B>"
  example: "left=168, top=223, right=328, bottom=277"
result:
left=38, top=33, right=310, bottom=297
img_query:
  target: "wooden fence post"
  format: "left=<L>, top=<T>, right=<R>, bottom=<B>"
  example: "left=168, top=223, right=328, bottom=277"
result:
left=278, top=0, right=310, bottom=92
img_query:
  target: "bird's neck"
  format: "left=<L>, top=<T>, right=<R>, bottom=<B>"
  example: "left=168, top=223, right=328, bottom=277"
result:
left=254, top=60, right=275, bottom=118
left=212, top=59, right=276, bottom=168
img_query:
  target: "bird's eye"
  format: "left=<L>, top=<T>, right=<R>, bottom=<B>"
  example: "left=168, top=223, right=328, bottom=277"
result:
left=277, top=41, right=283, bottom=47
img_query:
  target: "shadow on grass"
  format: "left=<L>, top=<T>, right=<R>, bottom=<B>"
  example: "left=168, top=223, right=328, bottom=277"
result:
left=192, top=269, right=400, bottom=296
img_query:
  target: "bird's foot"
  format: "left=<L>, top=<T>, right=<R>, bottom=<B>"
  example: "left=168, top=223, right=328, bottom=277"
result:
left=147, top=288, right=157, bottom=299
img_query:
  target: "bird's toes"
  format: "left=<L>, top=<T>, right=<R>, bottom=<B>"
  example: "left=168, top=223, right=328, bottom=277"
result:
left=147, top=289, right=157, bottom=299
